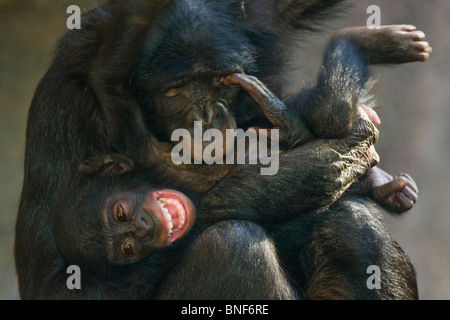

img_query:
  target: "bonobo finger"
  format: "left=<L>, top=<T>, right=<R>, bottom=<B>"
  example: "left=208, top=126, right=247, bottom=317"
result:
left=400, top=25, right=417, bottom=32
left=337, top=119, right=379, bottom=172
left=399, top=173, right=419, bottom=193
left=407, top=30, right=426, bottom=41
left=220, top=74, right=241, bottom=87
left=222, top=73, right=273, bottom=106
left=223, top=73, right=290, bottom=130
left=402, top=185, right=418, bottom=203
left=395, top=193, right=415, bottom=211
left=354, top=145, right=380, bottom=171
left=356, top=107, right=380, bottom=142
left=415, top=52, right=431, bottom=62
left=345, top=118, right=379, bottom=148
left=373, top=178, right=407, bottom=200
left=413, top=41, right=432, bottom=52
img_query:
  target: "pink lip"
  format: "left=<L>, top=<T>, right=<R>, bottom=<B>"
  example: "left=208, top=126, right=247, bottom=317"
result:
left=153, top=190, right=196, bottom=244
left=361, top=104, right=381, bottom=125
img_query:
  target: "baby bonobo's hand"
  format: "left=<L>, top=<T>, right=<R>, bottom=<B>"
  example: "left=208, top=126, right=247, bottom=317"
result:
left=360, top=167, right=418, bottom=214
left=79, top=154, right=134, bottom=176
left=221, top=73, right=286, bottom=122
left=221, top=73, right=299, bottom=147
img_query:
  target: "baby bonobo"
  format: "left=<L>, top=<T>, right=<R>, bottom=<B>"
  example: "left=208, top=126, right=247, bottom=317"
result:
left=221, top=25, right=428, bottom=213
left=53, top=155, right=197, bottom=268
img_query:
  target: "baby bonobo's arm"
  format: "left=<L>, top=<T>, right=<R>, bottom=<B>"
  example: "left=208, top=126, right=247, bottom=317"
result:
left=221, top=74, right=418, bottom=214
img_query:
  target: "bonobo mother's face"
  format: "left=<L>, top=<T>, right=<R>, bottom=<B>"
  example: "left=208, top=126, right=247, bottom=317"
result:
left=102, top=188, right=196, bottom=265
left=130, top=0, right=255, bottom=162
left=152, top=74, right=241, bottom=161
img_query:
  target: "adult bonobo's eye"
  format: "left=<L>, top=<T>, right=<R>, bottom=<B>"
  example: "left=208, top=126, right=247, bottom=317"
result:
left=121, top=238, right=136, bottom=257
left=114, top=204, right=129, bottom=223
left=164, top=89, right=179, bottom=98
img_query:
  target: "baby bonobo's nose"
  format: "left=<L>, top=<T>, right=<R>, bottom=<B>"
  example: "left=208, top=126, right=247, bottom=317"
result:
left=134, top=212, right=153, bottom=239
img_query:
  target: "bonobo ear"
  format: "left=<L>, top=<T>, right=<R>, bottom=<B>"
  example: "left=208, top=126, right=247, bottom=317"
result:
left=79, top=154, right=134, bottom=176
left=245, top=0, right=345, bottom=30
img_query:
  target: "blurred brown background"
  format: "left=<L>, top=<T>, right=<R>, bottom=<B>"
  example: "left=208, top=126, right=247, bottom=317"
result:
left=0, top=0, right=449, bottom=300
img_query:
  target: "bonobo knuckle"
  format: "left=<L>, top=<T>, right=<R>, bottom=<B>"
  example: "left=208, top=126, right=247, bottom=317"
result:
left=352, top=119, right=379, bottom=144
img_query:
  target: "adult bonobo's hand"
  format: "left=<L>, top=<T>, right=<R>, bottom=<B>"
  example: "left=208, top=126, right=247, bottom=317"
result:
left=200, top=115, right=379, bottom=230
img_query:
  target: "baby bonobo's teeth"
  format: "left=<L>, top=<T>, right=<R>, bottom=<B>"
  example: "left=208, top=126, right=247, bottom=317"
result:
left=158, top=198, right=173, bottom=236
left=179, top=215, right=185, bottom=228
left=162, top=207, right=172, bottom=222
left=158, top=196, right=188, bottom=238
left=167, top=215, right=174, bottom=236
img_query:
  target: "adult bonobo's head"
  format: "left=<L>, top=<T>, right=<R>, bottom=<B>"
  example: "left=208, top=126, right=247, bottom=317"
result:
left=130, top=0, right=264, bottom=161
left=52, top=157, right=196, bottom=268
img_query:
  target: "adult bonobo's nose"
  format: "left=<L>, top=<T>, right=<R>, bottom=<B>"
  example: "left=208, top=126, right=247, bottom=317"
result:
left=186, top=99, right=226, bottom=130
left=202, top=99, right=224, bottom=129
left=183, top=104, right=212, bottom=130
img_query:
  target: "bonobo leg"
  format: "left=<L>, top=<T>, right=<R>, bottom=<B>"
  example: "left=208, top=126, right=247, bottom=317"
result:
left=332, top=25, right=432, bottom=64
left=221, top=73, right=377, bottom=149
left=222, top=26, right=432, bottom=143
left=155, top=220, right=297, bottom=300
left=273, top=197, right=418, bottom=300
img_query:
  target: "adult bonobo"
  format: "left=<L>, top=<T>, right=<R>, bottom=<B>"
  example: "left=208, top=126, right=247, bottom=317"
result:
left=16, top=0, right=425, bottom=299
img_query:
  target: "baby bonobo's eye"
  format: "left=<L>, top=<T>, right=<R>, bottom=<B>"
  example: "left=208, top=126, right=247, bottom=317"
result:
left=114, top=204, right=128, bottom=223
left=121, top=238, right=136, bottom=257
left=164, top=89, right=180, bottom=98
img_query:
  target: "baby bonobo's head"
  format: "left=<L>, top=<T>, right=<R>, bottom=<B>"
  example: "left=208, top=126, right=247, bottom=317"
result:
left=52, top=157, right=196, bottom=269
left=98, top=187, right=196, bottom=265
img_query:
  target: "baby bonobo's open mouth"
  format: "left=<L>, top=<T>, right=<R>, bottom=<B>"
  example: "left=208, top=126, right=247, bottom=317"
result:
left=154, top=190, right=196, bottom=244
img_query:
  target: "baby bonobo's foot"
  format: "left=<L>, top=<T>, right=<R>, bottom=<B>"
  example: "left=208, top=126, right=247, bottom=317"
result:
left=79, top=154, right=134, bottom=176
left=367, top=168, right=418, bottom=214
left=333, top=25, right=432, bottom=64
left=221, top=73, right=296, bottom=147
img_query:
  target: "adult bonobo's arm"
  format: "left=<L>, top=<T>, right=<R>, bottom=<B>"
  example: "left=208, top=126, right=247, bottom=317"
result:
left=200, top=117, right=379, bottom=230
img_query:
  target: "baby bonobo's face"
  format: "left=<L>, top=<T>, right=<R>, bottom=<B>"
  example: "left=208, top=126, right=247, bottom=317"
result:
left=101, top=188, right=196, bottom=265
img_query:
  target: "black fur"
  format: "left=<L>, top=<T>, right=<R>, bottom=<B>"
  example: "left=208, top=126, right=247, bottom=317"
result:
left=15, top=0, right=418, bottom=300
